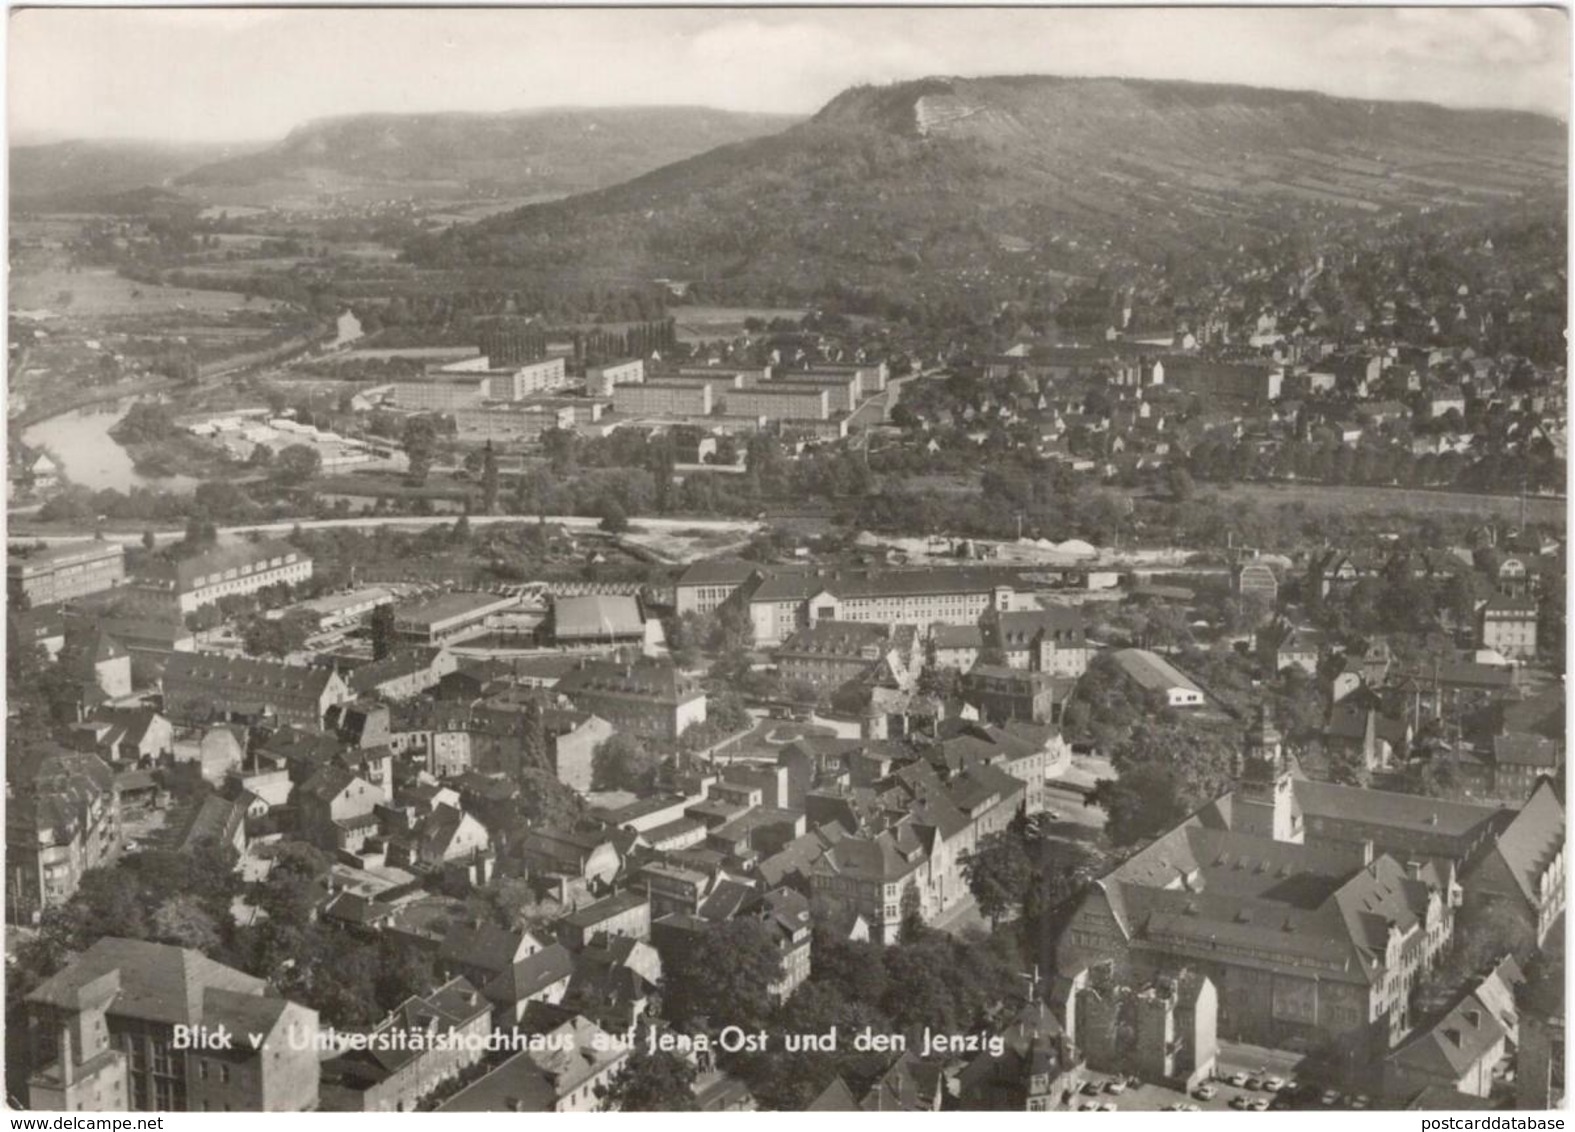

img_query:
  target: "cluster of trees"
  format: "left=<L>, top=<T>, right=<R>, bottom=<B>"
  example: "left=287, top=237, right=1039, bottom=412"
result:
left=1090, top=722, right=1240, bottom=846
left=1187, top=434, right=1564, bottom=496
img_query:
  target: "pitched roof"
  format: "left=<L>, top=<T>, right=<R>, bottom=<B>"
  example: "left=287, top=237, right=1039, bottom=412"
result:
left=26, top=937, right=267, bottom=1026
left=164, top=652, right=337, bottom=699
left=1477, top=782, right=1565, bottom=907
left=440, top=922, right=538, bottom=975
left=482, top=944, right=576, bottom=1006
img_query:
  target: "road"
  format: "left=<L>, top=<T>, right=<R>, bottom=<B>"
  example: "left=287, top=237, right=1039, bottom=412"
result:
left=8, top=513, right=763, bottom=547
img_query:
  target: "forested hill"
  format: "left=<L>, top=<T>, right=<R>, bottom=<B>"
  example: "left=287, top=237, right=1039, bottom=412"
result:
left=173, top=107, right=798, bottom=199
left=404, top=75, right=1567, bottom=309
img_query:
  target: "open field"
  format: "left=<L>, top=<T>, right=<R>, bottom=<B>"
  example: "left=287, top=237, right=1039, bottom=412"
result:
left=10, top=266, right=284, bottom=317
left=672, top=304, right=807, bottom=342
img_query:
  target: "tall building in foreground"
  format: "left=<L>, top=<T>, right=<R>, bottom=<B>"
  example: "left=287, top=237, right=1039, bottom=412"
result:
left=25, top=937, right=320, bottom=1112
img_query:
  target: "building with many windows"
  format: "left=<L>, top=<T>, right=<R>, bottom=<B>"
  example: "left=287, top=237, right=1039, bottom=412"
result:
left=1478, top=596, right=1538, bottom=661
left=24, top=937, right=320, bottom=1112
left=9, top=540, right=125, bottom=609
left=728, top=565, right=1021, bottom=646
left=133, top=540, right=311, bottom=614
left=162, top=653, right=350, bottom=729
left=585, top=357, right=645, bottom=397
left=555, top=655, right=706, bottom=740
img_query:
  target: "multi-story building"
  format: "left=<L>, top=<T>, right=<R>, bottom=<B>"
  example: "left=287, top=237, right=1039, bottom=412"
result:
left=1057, top=719, right=1483, bottom=1066
left=554, top=655, right=706, bottom=740
left=720, top=386, right=829, bottom=421
left=9, top=540, right=126, bottom=609
left=960, top=665, right=1065, bottom=725
left=586, top=357, right=645, bottom=397
left=134, top=540, right=311, bottom=615
left=676, top=364, right=772, bottom=386
left=1382, top=957, right=1523, bottom=1102
left=162, top=653, right=350, bottom=729
left=674, top=559, right=766, bottom=616
left=392, top=591, right=517, bottom=645
left=1478, top=596, right=1538, bottom=661
left=6, top=750, right=120, bottom=924
left=297, top=765, right=385, bottom=853
left=557, top=891, right=652, bottom=950
left=320, top=978, right=492, bottom=1112
left=775, top=621, right=919, bottom=690
left=750, top=887, right=814, bottom=1002
left=768, top=373, right=859, bottom=412
left=388, top=374, right=494, bottom=412
left=612, top=381, right=712, bottom=417
left=511, top=357, right=569, bottom=396
left=1460, top=780, right=1565, bottom=949
left=1162, top=357, right=1283, bottom=402
left=983, top=607, right=1091, bottom=676
left=25, top=937, right=320, bottom=1112
left=438, top=1015, right=627, bottom=1112
left=1488, top=734, right=1563, bottom=801
left=728, top=565, right=1020, bottom=646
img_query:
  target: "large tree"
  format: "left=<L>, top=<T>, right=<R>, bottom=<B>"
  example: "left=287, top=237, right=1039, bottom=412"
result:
left=960, top=831, right=1035, bottom=929
left=662, top=919, right=782, bottom=1032
left=596, top=1044, right=699, bottom=1111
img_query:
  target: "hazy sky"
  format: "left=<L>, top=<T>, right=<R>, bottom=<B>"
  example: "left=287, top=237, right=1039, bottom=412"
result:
left=9, top=6, right=1570, bottom=145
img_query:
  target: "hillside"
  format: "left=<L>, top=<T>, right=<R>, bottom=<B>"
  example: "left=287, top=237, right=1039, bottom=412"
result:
left=174, top=107, right=798, bottom=201
left=405, top=75, right=1568, bottom=307
left=9, top=139, right=250, bottom=205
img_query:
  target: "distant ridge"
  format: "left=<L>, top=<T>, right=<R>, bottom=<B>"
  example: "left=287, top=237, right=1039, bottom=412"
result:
left=405, top=74, right=1566, bottom=303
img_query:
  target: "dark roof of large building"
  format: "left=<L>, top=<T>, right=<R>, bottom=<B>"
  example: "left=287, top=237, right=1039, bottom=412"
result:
left=164, top=652, right=339, bottom=698
left=1293, top=780, right=1505, bottom=842
left=555, top=656, right=701, bottom=706
left=27, top=937, right=268, bottom=1026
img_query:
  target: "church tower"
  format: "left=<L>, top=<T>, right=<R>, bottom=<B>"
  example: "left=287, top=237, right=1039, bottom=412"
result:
left=1233, top=706, right=1301, bottom=842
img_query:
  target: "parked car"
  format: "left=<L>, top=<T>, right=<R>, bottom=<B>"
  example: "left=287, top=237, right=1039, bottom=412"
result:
left=1193, top=1085, right=1217, bottom=1101
left=1321, top=1089, right=1342, bottom=1106
left=1245, top=1076, right=1264, bottom=1091
left=1250, top=1098, right=1271, bottom=1112
left=1351, top=1095, right=1370, bottom=1109
left=1103, top=1080, right=1127, bottom=1095
left=1263, top=1077, right=1285, bottom=1092
left=1081, top=1082, right=1102, bottom=1096
left=1226, top=1072, right=1248, bottom=1087
left=1230, top=1095, right=1250, bottom=1109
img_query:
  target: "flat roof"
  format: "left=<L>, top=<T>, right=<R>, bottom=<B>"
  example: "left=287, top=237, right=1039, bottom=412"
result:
left=396, top=591, right=516, bottom=626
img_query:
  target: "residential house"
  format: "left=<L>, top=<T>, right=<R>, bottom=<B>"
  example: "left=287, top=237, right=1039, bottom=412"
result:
left=320, top=978, right=492, bottom=1112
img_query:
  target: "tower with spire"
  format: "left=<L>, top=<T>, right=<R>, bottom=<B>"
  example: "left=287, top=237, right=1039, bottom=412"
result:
left=1233, top=705, right=1302, bottom=843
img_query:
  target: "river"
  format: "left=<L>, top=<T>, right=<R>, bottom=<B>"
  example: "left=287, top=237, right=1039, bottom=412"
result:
left=20, top=401, right=199, bottom=495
